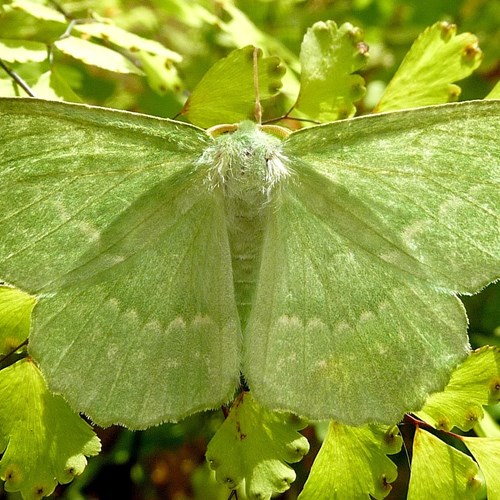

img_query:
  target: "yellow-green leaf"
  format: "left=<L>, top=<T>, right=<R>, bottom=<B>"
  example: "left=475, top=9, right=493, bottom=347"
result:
left=54, top=37, right=144, bottom=75
left=408, top=428, right=480, bottom=500
left=10, top=0, right=65, bottom=23
left=486, top=81, right=500, bottom=99
left=462, top=437, right=500, bottom=500
left=0, top=286, right=35, bottom=356
left=137, top=51, right=183, bottom=95
left=0, top=359, right=100, bottom=499
left=182, top=46, right=284, bottom=128
left=475, top=409, right=500, bottom=438
left=206, top=392, right=309, bottom=498
left=31, top=70, right=82, bottom=102
left=0, top=39, right=47, bottom=63
left=74, top=22, right=182, bottom=62
left=299, top=422, right=401, bottom=499
left=417, top=347, right=500, bottom=431
left=376, top=22, right=483, bottom=112
left=294, top=21, right=368, bottom=122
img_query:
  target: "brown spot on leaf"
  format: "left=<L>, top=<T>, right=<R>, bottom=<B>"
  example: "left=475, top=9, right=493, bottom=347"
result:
left=439, top=22, right=456, bottom=41
left=235, top=420, right=246, bottom=440
left=463, top=43, right=481, bottom=64
left=490, top=376, right=500, bottom=401
left=356, top=42, right=369, bottom=55
left=436, top=418, right=451, bottom=431
left=381, top=474, right=391, bottom=492
left=337, top=107, right=351, bottom=119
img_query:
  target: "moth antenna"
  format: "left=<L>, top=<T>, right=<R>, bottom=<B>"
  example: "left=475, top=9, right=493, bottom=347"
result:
left=0, top=59, right=36, bottom=97
left=252, top=46, right=262, bottom=124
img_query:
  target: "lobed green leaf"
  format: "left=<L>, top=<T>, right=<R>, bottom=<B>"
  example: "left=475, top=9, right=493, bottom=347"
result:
left=376, top=22, right=483, bottom=112
left=182, top=46, right=285, bottom=127
left=214, top=2, right=300, bottom=104
left=462, top=436, right=500, bottom=500
left=417, top=346, right=500, bottom=431
left=299, top=422, right=401, bottom=499
left=0, top=359, right=100, bottom=499
left=0, top=39, right=47, bottom=63
left=407, top=428, right=480, bottom=499
left=53, top=36, right=144, bottom=76
left=206, top=392, right=309, bottom=499
left=294, top=20, right=368, bottom=122
left=0, top=285, right=35, bottom=356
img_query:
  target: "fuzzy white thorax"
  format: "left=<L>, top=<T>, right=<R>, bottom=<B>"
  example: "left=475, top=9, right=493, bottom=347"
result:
left=199, top=121, right=291, bottom=205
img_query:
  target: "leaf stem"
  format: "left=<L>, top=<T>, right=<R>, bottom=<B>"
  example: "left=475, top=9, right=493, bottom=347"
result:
left=0, top=339, right=29, bottom=364
left=403, top=413, right=466, bottom=440
left=0, top=60, right=36, bottom=97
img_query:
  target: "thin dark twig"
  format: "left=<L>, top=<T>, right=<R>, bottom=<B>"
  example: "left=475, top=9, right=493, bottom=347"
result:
left=0, top=339, right=29, bottom=364
left=228, top=489, right=238, bottom=500
left=0, top=60, right=36, bottom=97
left=48, top=0, right=72, bottom=18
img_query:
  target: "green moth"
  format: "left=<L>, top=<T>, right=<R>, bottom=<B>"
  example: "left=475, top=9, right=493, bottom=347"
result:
left=0, top=97, right=498, bottom=428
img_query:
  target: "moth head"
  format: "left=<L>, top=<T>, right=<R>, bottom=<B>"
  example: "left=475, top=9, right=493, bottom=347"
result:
left=200, top=121, right=291, bottom=203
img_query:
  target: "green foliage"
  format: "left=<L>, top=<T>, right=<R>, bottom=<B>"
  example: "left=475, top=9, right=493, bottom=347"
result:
left=418, top=346, right=500, bottom=431
left=462, top=437, right=500, bottom=499
left=0, top=1, right=499, bottom=498
left=408, top=348, right=500, bottom=500
left=0, top=359, right=100, bottom=499
left=294, top=20, right=369, bottom=121
left=206, top=392, right=309, bottom=498
left=0, top=39, right=46, bottom=63
left=182, top=46, right=285, bottom=127
left=299, top=423, right=401, bottom=499
left=54, top=36, right=145, bottom=75
left=0, top=286, right=34, bottom=356
left=72, top=21, right=183, bottom=94
left=407, top=428, right=480, bottom=499
left=375, top=21, right=483, bottom=111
